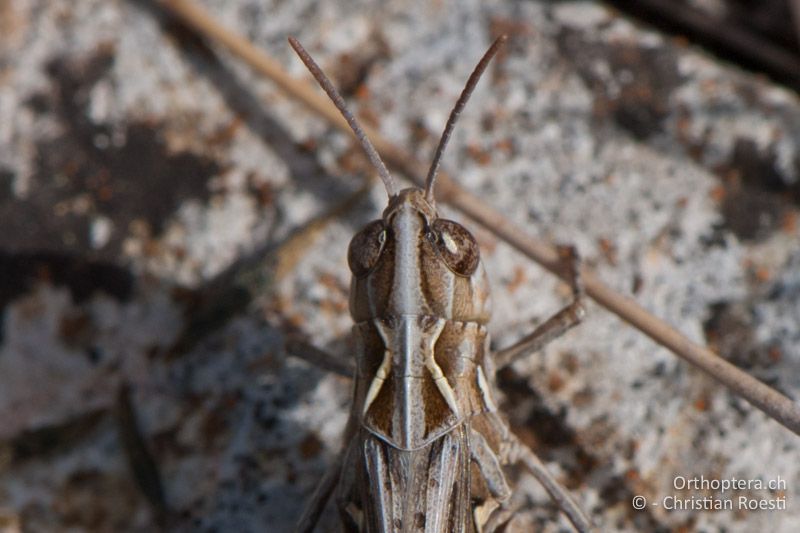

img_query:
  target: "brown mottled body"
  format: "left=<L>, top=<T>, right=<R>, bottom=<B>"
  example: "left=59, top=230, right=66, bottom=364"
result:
left=336, top=190, right=509, bottom=532
left=289, top=36, right=593, bottom=533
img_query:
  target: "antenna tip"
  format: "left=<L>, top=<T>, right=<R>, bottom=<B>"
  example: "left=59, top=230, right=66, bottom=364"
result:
left=423, top=35, right=507, bottom=203
left=491, top=34, right=508, bottom=51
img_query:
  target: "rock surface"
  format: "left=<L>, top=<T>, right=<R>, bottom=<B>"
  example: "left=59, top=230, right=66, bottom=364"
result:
left=0, top=0, right=798, bottom=531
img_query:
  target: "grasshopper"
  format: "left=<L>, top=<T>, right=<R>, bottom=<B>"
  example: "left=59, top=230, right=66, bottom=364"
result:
left=289, top=36, right=595, bottom=533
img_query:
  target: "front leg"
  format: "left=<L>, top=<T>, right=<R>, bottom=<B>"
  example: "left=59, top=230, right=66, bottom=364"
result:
left=472, top=412, right=596, bottom=533
left=503, top=431, right=597, bottom=533
left=285, top=336, right=355, bottom=378
left=494, top=245, right=585, bottom=369
left=294, top=452, right=344, bottom=533
left=286, top=341, right=359, bottom=532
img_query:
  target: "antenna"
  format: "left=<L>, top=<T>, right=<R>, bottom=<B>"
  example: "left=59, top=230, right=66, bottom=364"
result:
left=289, top=37, right=398, bottom=198
left=424, top=35, right=507, bottom=203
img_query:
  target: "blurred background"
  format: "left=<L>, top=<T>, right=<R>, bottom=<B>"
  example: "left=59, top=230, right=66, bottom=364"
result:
left=0, top=0, right=799, bottom=531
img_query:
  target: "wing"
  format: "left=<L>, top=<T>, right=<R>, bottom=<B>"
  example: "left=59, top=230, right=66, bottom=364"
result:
left=358, top=425, right=472, bottom=533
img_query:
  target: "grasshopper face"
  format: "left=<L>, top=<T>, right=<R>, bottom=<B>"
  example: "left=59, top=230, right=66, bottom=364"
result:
left=349, top=188, right=491, bottom=325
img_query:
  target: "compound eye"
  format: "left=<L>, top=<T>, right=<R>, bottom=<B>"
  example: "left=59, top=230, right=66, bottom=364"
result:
left=431, top=219, right=479, bottom=276
left=348, top=220, right=387, bottom=278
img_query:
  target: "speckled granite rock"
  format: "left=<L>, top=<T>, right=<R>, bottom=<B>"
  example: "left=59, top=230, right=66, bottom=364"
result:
left=0, top=1, right=798, bottom=532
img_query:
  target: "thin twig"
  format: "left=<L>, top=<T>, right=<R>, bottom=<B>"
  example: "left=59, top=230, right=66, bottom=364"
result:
left=156, top=0, right=800, bottom=436
left=792, top=0, right=800, bottom=54
left=605, top=0, right=800, bottom=90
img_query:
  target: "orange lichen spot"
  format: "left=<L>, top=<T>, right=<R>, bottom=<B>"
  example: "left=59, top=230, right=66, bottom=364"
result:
left=285, top=310, right=306, bottom=329
left=142, top=239, right=161, bottom=259
left=672, top=35, right=690, bottom=48
left=571, top=387, right=593, bottom=408
left=506, top=265, right=527, bottom=293
left=251, top=180, right=275, bottom=207
left=466, top=143, right=491, bottom=166
left=693, top=394, right=709, bottom=412
left=59, top=312, right=92, bottom=344
left=700, top=78, right=719, bottom=95
left=781, top=210, right=797, bottom=235
left=355, top=83, right=371, bottom=101
left=207, top=116, right=243, bottom=146
left=357, top=106, right=380, bottom=129
left=754, top=266, right=771, bottom=283
left=98, top=184, right=113, bottom=202
left=319, top=272, right=347, bottom=295
left=676, top=111, right=691, bottom=136
left=625, top=468, right=641, bottom=483
left=299, top=137, right=317, bottom=153
left=598, top=237, right=618, bottom=266
left=320, top=297, right=348, bottom=315
left=495, top=138, right=514, bottom=156
left=337, top=145, right=366, bottom=173
left=547, top=370, right=565, bottom=393
left=563, top=352, right=579, bottom=374
left=709, top=184, right=726, bottom=203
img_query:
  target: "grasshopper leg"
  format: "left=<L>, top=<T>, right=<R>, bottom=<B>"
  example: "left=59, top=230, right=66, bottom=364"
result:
left=285, top=340, right=360, bottom=531
left=285, top=336, right=355, bottom=378
left=472, top=412, right=596, bottom=533
left=494, top=245, right=585, bottom=369
left=294, top=452, right=343, bottom=533
left=295, top=405, right=363, bottom=532
left=504, top=432, right=597, bottom=533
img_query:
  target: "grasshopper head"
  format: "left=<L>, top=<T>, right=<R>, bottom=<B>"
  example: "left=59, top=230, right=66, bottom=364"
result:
left=289, top=35, right=504, bottom=323
left=348, top=187, right=491, bottom=323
